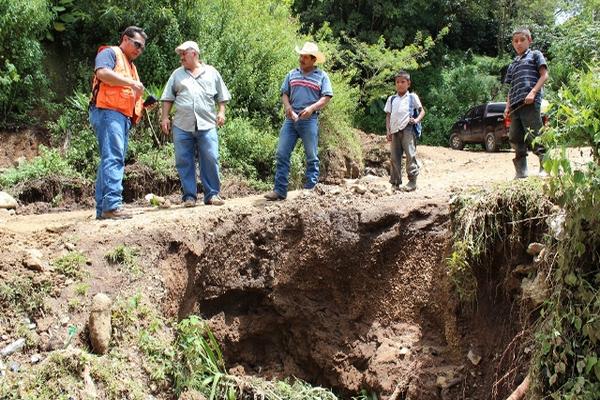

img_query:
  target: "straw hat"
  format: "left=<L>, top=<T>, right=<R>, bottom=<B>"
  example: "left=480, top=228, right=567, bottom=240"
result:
left=295, top=42, right=325, bottom=64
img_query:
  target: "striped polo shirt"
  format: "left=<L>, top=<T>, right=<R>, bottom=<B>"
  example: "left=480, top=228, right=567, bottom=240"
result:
left=281, top=67, right=333, bottom=116
left=505, top=49, right=547, bottom=109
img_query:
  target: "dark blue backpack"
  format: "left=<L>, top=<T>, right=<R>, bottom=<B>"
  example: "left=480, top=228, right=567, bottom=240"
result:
left=391, top=93, right=423, bottom=139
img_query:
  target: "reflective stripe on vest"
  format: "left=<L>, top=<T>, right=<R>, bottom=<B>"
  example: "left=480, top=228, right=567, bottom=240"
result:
left=92, top=46, right=143, bottom=124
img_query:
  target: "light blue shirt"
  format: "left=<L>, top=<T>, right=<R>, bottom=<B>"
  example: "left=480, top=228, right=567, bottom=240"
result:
left=161, top=64, right=231, bottom=131
left=281, top=67, right=333, bottom=117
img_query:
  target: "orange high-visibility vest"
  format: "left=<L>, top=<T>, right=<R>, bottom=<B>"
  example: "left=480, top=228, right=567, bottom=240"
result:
left=91, top=46, right=143, bottom=124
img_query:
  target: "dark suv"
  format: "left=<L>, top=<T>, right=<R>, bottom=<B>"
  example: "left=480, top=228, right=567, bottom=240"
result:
left=449, top=102, right=508, bottom=152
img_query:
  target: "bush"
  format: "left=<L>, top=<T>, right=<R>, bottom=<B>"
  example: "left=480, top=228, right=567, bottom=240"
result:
left=417, top=53, right=508, bottom=146
left=0, top=0, right=53, bottom=127
left=0, top=146, right=81, bottom=190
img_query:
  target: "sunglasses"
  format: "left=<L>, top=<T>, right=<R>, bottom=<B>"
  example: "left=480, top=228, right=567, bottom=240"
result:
left=128, top=37, right=145, bottom=51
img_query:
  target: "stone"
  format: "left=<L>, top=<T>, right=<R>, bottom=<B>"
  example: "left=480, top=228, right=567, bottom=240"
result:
left=23, top=257, right=47, bottom=272
left=467, top=349, right=482, bottom=366
left=9, top=361, right=20, bottom=373
left=527, top=242, right=545, bottom=256
left=65, top=243, right=76, bottom=251
left=0, top=338, right=26, bottom=356
left=351, top=184, right=367, bottom=195
left=0, top=191, right=17, bottom=209
left=30, top=354, right=41, bottom=364
left=89, top=293, right=112, bottom=354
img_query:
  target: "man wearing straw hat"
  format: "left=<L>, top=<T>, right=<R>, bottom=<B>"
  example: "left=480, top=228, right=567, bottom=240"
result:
left=264, top=42, right=333, bottom=201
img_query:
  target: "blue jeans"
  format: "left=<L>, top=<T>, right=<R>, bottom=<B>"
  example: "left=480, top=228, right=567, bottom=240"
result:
left=273, top=117, right=319, bottom=197
left=89, top=106, right=131, bottom=218
left=172, top=125, right=221, bottom=204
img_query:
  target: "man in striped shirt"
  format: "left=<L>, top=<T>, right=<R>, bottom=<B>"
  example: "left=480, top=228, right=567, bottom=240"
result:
left=264, top=42, right=333, bottom=201
left=504, top=27, right=549, bottom=179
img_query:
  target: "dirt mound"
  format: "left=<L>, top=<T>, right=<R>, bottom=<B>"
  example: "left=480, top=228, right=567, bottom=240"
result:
left=0, top=128, right=49, bottom=169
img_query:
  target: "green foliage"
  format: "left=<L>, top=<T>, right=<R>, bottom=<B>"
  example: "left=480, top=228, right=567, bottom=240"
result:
left=0, top=0, right=53, bottom=127
left=219, top=117, right=279, bottom=181
left=531, top=62, right=600, bottom=399
left=418, top=53, right=508, bottom=145
left=105, top=245, right=142, bottom=277
left=53, top=251, right=87, bottom=280
left=447, top=179, right=553, bottom=304
left=0, top=145, right=82, bottom=190
left=549, top=17, right=600, bottom=90
left=47, top=91, right=99, bottom=179
left=0, top=275, right=53, bottom=317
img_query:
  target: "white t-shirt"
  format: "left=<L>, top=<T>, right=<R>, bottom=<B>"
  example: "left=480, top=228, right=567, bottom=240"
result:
left=384, top=92, right=422, bottom=133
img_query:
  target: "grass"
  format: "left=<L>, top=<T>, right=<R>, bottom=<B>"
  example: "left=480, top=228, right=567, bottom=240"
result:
left=0, top=275, right=53, bottom=317
left=53, top=251, right=88, bottom=280
left=447, top=179, right=554, bottom=303
left=105, top=245, right=142, bottom=277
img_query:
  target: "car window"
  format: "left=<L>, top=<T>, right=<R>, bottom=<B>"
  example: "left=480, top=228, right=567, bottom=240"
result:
left=487, top=103, right=506, bottom=116
left=467, top=105, right=485, bottom=118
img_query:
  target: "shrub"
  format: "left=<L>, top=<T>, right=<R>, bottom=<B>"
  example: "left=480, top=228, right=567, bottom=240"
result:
left=0, top=0, right=53, bottom=127
left=0, top=146, right=81, bottom=190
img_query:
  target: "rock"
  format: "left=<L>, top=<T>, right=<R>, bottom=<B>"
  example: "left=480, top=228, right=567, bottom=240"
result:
left=467, top=349, right=482, bottom=365
left=30, top=354, right=41, bottom=364
left=521, top=272, right=548, bottom=305
left=351, top=184, right=367, bottom=195
left=179, top=389, right=208, bottom=400
left=65, top=242, right=76, bottom=251
left=23, top=257, right=47, bottom=272
left=27, top=323, right=36, bottom=330
left=0, top=191, right=17, bottom=209
left=527, top=242, right=545, bottom=256
left=89, top=293, right=112, bottom=354
left=9, top=361, right=20, bottom=373
left=0, top=338, right=26, bottom=356
left=25, top=249, right=43, bottom=259
left=60, top=316, right=70, bottom=326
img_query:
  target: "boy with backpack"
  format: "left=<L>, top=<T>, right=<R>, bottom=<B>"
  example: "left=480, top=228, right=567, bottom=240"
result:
left=385, top=70, right=425, bottom=192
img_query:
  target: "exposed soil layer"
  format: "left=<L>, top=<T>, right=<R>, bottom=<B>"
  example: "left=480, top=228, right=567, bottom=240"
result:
left=2, top=140, right=590, bottom=399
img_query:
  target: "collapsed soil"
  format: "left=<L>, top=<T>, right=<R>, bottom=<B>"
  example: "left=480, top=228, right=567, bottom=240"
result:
left=1, top=141, right=588, bottom=399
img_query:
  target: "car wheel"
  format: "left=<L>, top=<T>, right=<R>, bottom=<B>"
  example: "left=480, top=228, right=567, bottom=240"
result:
left=450, top=133, right=464, bottom=150
left=485, top=132, right=498, bottom=152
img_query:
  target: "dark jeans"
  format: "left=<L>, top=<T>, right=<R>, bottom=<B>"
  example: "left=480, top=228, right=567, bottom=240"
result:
left=509, top=103, right=544, bottom=159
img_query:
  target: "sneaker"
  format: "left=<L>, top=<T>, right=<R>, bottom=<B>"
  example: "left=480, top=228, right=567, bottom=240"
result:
left=264, top=190, right=286, bottom=201
left=206, top=195, right=225, bottom=206
left=400, top=180, right=417, bottom=192
left=183, top=198, right=197, bottom=208
left=100, top=208, right=132, bottom=220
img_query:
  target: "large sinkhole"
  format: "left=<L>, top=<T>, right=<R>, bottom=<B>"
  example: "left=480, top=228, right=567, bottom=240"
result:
left=159, top=199, right=513, bottom=398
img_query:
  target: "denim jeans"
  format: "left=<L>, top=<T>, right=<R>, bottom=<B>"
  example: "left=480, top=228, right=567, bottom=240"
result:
left=273, top=116, right=319, bottom=197
left=89, top=106, right=131, bottom=218
left=509, top=103, right=544, bottom=159
left=390, top=126, right=419, bottom=185
left=172, top=125, right=220, bottom=204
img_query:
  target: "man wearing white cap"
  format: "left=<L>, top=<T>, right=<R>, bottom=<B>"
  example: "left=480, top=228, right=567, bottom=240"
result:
left=160, top=41, right=231, bottom=206
left=264, top=42, right=333, bottom=201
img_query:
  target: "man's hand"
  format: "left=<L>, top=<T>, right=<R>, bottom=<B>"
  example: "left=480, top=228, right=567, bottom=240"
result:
left=160, top=117, right=171, bottom=135
left=285, top=107, right=299, bottom=122
left=298, top=105, right=315, bottom=120
left=216, top=111, right=226, bottom=127
left=130, top=79, right=145, bottom=97
left=524, top=89, right=536, bottom=104
left=386, top=132, right=392, bottom=142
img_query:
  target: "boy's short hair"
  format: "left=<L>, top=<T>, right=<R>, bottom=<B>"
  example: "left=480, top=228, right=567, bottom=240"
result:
left=394, top=70, right=411, bottom=81
left=512, top=27, right=532, bottom=40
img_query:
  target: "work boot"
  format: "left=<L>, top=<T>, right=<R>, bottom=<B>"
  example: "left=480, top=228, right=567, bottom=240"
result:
left=264, top=190, right=286, bottom=201
left=100, top=208, right=132, bottom=220
left=401, top=177, right=417, bottom=192
left=513, top=157, right=528, bottom=179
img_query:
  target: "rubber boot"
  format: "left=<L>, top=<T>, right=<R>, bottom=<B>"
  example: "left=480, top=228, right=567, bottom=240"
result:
left=402, top=176, right=417, bottom=192
left=513, top=157, right=528, bottom=179
left=538, top=155, right=548, bottom=177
